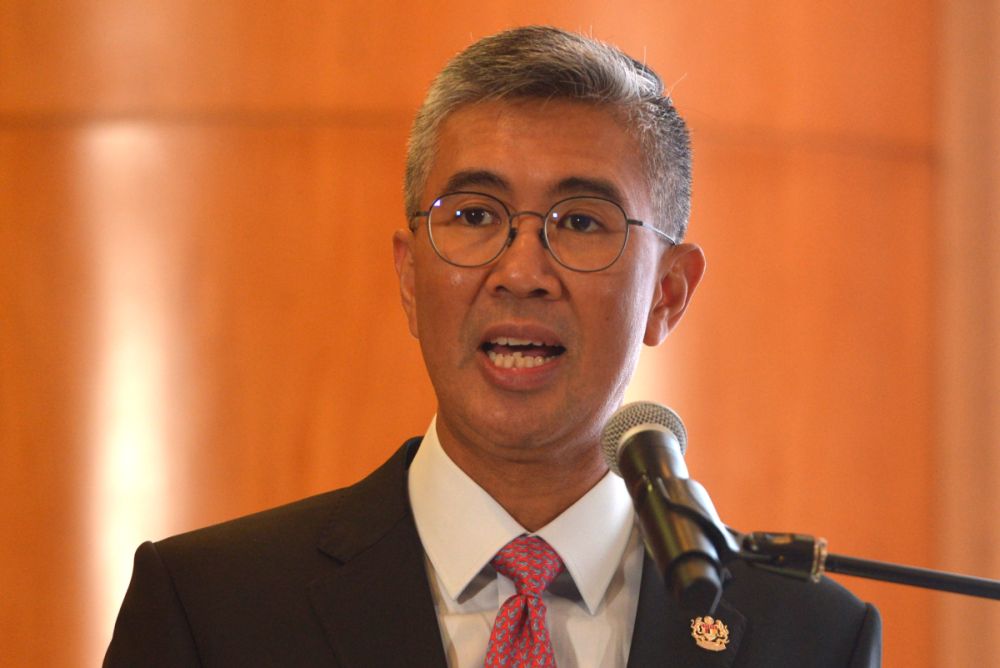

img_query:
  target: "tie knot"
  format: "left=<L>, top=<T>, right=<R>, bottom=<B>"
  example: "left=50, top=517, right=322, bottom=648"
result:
left=491, top=535, right=563, bottom=597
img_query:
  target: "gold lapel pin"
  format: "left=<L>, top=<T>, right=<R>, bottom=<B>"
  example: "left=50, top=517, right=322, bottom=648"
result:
left=690, top=615, right=730, bottom=652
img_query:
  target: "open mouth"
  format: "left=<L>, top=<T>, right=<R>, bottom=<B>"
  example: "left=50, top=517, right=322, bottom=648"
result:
left=481, top=336, right=566, bottom=369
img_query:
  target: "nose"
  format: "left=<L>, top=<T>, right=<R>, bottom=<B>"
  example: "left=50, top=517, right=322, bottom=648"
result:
left=485, top=213, right=563, bottom=299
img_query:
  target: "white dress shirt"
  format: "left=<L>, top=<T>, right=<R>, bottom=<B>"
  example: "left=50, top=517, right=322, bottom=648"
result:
left=408, top=418, right=643, bottom=668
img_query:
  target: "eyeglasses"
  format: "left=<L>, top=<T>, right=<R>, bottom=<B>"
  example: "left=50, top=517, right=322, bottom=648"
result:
left=410, top=191, right=676, bottom=273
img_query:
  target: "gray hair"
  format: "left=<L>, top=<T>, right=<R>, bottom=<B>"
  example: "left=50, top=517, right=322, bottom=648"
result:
left=404, top=26, right=692, bottom=239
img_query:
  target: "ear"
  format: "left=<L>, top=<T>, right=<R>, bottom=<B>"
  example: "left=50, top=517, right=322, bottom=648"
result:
left=392, top=229, right=420, bottom=339
left=643, top=243, right=706, bottom=346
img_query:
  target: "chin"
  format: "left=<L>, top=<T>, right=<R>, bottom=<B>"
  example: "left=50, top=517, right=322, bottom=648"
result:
left=486, top=405, right=601, bottom=453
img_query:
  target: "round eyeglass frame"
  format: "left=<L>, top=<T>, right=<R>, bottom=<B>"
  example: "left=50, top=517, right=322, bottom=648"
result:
left=409, top=191, right=677, bottom=273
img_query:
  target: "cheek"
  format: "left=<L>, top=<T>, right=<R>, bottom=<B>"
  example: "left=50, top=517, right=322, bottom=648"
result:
left=413, top=264, right=485, bottom=342
left=448, top=270, right=476, bottom=291
left=578, top=285, right=647, bottom=383
left=598, top=274, right=653, bottom=333
left=415, top=250, right=481, bottom=297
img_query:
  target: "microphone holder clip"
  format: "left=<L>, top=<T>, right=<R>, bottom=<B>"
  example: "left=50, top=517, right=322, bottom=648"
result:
left=652, top=489, right=1000, bottom=600
left=738, top=532, right=828, bottom=582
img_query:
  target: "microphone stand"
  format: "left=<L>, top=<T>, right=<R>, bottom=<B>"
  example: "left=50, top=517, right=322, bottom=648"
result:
left=739, top=531, right=1000, bottom=600
left=655, top=480, right=1000, bottom=602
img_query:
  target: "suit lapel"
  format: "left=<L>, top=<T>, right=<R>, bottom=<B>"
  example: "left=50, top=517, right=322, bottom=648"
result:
left=308, top=439, right=448, bottom=668
left=627, top=552, right=747, bottom=667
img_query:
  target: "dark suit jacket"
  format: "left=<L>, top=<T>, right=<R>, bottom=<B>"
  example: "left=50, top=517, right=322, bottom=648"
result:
left=105, top=438, right=881, bottom=667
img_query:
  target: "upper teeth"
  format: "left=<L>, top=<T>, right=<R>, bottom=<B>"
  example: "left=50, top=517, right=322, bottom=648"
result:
left=491, top=337, right=546, bottom=346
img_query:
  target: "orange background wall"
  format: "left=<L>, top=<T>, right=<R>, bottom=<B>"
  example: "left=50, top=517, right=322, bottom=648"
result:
left=2, top=2, right=997, bottom=666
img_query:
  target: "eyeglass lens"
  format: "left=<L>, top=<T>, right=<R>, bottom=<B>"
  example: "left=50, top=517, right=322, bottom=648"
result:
left=426, top=192, right=629, bottom=271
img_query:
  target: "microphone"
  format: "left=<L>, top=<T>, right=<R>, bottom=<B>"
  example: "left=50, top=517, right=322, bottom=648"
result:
left=602, top=401, right=728, bottom=614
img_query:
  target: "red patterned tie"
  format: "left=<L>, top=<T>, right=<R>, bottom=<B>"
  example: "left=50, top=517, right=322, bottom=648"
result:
left=484, top=535, right=564, bottom=668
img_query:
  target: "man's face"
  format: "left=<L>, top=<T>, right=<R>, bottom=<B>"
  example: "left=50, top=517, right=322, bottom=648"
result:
left=394, top=100, right=702, bottom=466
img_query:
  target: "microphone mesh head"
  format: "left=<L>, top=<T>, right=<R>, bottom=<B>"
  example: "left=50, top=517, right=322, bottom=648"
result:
left=601, top=401, right=687, bottom=475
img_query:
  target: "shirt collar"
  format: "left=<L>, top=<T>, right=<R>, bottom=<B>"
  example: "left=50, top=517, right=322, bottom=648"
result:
left=408, top=417, right=635, bottom=615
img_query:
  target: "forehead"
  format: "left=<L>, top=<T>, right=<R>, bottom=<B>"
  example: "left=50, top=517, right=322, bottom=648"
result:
left=425, top=100, right=651, bottom=214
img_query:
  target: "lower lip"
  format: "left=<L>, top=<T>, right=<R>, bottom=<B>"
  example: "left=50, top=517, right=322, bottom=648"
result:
left=477, top=350, right=564, bottom=391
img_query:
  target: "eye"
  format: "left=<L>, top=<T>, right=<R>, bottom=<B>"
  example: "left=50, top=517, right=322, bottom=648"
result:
left=455, top=205, right=499, bottom=227
left=549, top=198, right=626, bottom=236
left=555, top=212, right=606, bottom=233
left=437, top=193, right=506, bottom=228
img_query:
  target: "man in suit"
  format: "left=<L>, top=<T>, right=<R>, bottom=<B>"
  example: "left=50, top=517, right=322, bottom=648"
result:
left=106, top=26, right=881, bottom=667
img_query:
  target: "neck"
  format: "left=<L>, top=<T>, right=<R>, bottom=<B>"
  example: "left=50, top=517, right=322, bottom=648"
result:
left=436, top=421, right=608, bottom=532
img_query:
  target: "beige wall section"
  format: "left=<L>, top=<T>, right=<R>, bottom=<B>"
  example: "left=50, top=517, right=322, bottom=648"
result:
left=2, top=2, right=993, bottom=666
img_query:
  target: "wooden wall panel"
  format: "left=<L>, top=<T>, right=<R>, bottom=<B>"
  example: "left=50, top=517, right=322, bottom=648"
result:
left=0, top=129, right=95, bottom=668
left=1, top=1, right=933, bottom=143
left=2, top=2, right=974, bottom=666
left=936, top=1, right=1000, bottom=664
left=675, top=139, right=934, bottom=667
left=1, top=118, right=437, bottom=664
left=154, top=121, right=436, bottom=517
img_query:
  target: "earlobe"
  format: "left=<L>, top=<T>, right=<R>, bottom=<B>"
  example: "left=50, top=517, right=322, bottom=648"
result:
left=392, top=229, right=420, bottom=339
left=643, top=243, right=706, bottom=346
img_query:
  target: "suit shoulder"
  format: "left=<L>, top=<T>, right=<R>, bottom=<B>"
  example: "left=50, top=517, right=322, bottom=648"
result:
left=156, top=439, right=419, bottom=565
left=723, top=560, right=880, bottom=665
left=726, top=559, right=870, bottom=617
left=726, top=562, right=867, bottom=620
left=157, top=487, right=342, bottom=557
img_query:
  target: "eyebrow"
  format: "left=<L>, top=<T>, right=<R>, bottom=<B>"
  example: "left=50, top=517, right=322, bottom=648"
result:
left=441, top=170, right=512, bottom=194
left=439, top=171, right=628, bottom=207
left=550, top=177, right=627, bottom=204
